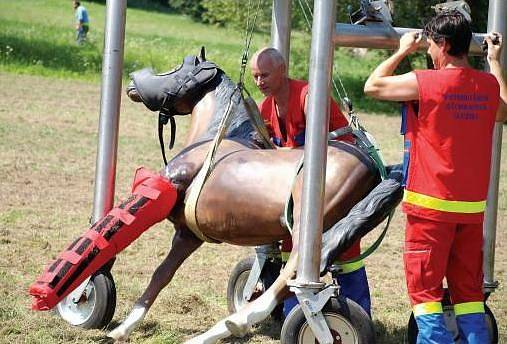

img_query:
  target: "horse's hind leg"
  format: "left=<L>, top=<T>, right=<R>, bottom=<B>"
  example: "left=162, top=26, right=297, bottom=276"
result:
left=225, top=249, right=298, bottom=335
left=108, top=227, right=203, bottom=341
left=185, top=226, right=301, bottom=344
left=184, top=255, right=298, bottom=344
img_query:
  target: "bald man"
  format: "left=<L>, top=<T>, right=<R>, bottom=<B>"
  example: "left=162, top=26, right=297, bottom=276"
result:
left=250, top=47, right=372, bottom=318
left=251, top=47, right=352, bottom=147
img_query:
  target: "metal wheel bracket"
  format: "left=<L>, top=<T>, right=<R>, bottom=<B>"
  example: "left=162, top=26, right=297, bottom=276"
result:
left=289, top=285, right=338, bottom=344
left=68, top=277, right=92, bottom=304
left=242, top=251, right=267, bottom=302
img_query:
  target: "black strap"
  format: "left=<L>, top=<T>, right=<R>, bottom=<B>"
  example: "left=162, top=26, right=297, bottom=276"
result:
left=158, top=112, right=176, bottom=166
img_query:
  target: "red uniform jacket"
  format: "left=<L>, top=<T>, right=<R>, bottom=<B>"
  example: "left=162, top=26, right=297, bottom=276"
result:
left=259, top=79, right=350, bottom=147
left=402, top=68, right=500, bottom=223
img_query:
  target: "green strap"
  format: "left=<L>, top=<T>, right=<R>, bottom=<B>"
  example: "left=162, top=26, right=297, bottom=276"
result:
left=352, top=129, right=387, bottom=180
left=335, top=209, right=393, bottom=266
left=335, top=128, right=392, bottom=265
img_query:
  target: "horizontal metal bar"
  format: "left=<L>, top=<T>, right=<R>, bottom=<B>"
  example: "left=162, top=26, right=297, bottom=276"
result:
left=334, top=22, right=487, bottom=56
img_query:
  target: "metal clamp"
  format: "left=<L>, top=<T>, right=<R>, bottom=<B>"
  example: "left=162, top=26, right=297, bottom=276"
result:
left=242, top=249, right=268, bottom=302
left=348, top=0, right=393, bottom=25
left=242, top=243, right=281, bottom=302
left=67, top=277, right=92, bottom=304
left=289, top=284, right=339, bottom=344
left=432, top=1, right=471, bottom=22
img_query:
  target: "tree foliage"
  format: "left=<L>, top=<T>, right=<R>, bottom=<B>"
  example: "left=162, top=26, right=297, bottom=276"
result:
left=163, top=0, right=489, bottom=35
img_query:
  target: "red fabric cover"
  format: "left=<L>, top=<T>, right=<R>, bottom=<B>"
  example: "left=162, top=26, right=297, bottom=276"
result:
left=404, top=215, right=484, bottom=305
left=402, top=68, right=499, bottom=223
left=259, top=79, right=352, bottom=147
left=29, top=167, right=177, bottom=311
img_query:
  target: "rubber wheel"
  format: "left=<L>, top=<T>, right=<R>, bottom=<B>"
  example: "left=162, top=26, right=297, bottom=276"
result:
left=226, top=256, right=284, bottom=320
left=406, top=303, right=498, bottom=343
left=280, top=295, right=375, bottom=344
left=56, top=270, right=116, bottom=329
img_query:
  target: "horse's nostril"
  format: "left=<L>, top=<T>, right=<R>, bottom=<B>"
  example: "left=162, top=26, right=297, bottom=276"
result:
left=126, top=86, right=142, bottom=102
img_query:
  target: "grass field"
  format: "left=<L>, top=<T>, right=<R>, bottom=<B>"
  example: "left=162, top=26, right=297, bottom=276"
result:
left=0, top=0, right=404, bottom=114
left=1, top=72, right=506, bottom=343
left=0, top=1, right=506, bottom=344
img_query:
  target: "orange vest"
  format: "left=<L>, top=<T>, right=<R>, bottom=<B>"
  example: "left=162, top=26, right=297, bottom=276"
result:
left=402, top=68, right=499, bottom=223
left=259, top=79, right=350, bottom=147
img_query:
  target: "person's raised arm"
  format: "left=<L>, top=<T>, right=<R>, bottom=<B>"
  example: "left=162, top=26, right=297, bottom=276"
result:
left=364, top=32, right=421, bottom=102
left=486, top=33, right=507, bottom=122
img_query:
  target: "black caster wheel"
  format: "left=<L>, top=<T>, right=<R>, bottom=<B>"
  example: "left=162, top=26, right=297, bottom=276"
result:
left=56, top=270, right=116, bottom=329
left=406, top=303, right=498, bottom=343
left=226, top=256, right=284, bottom=320
left=280, top=295, right=375, bottom=344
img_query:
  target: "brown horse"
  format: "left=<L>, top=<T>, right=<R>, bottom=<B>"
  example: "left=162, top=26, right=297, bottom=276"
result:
left=106, top=54, right=387, bottom=343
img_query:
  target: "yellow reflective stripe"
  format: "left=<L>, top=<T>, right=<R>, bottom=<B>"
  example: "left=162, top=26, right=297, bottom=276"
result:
left=404, top=190, right=486, bottom=213
left=281, top=251, right=290, bottom=263
left=413, top=302, right=443, bottom=316
left=334, top=259, right=365, bottom=274
left=454, top=302, right=485, bottom=316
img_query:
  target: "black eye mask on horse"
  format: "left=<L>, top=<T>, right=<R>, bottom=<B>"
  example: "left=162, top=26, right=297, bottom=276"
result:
left=127, top=48, right=222, bottom=165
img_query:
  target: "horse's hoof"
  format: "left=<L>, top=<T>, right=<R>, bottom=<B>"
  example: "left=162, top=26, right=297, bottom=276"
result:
left=107, top=305, right=147, bottom=341
left=107, top=326, right=129, bottom=341
left=224, top=319, right=249, bottom=338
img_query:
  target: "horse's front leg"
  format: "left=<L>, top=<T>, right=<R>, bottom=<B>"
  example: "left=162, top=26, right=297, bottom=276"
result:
left=108, top=227, right=203, bottom=341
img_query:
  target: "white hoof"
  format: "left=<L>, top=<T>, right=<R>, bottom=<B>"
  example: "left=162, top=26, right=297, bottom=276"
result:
left=107, top=305, right=147, bottom=341
left=107, top=325, right=129, bottom=341
left=224, top=319, right=250, bottom=338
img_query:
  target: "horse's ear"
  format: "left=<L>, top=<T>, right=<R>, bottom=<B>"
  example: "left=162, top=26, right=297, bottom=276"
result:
left=199, top=46, right=206, bottom=62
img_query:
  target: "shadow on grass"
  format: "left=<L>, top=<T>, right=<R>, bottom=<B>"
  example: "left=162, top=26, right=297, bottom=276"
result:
left=375, top=319, right=410, bottom=344
left=137, top=320, right=161, bottom=339
left=0, top=33, right=102, bottom=74
left=89, top=336, right=114, bottom=344
left=222, top=317, right=282, bottom=343
left=0, top=31, right=153, bottom=79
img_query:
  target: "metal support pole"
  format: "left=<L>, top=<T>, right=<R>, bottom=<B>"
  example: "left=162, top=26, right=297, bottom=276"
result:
left=334, top=22, right=487, bottom=55
left=270, top=0, right=291, bottom=65
left=483, top=0, right=507, bottom=293
left=92, top=0, right=127, bottom=223
left=295, top=0, right=336, bottom=287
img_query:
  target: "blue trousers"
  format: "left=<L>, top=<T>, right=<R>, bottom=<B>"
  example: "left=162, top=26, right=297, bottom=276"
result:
left=415, top=312, right=490, bottom=344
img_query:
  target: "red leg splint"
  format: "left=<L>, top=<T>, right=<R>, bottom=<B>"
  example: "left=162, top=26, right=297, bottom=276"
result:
left=29, top=167, right=177, bottom=311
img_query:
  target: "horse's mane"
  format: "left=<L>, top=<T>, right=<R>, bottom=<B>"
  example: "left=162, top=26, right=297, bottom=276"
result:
left=202, top=72, right=263, bottom=148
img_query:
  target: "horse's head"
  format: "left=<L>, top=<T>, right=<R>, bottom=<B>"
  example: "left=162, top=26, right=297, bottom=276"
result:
left=127, top=49, right=270, bottom=153
left=127, top=47, right=221, bottom=117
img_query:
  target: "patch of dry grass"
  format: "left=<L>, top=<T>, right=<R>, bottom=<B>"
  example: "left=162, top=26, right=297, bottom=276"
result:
left=0, top=72, right=505, bottom=343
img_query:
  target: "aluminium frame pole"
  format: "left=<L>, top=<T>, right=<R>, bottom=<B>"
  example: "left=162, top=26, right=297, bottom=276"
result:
left=334, top=23, right=488, bottom=55
left=271, top=0, right=291, bottom=66
left=483, top=0, right=507, bottom=293
left=92, top=0, right=127, bottom=223
left=62, top=0, right=127, bottom=317
left=295, top=0, right=336, bottom=286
